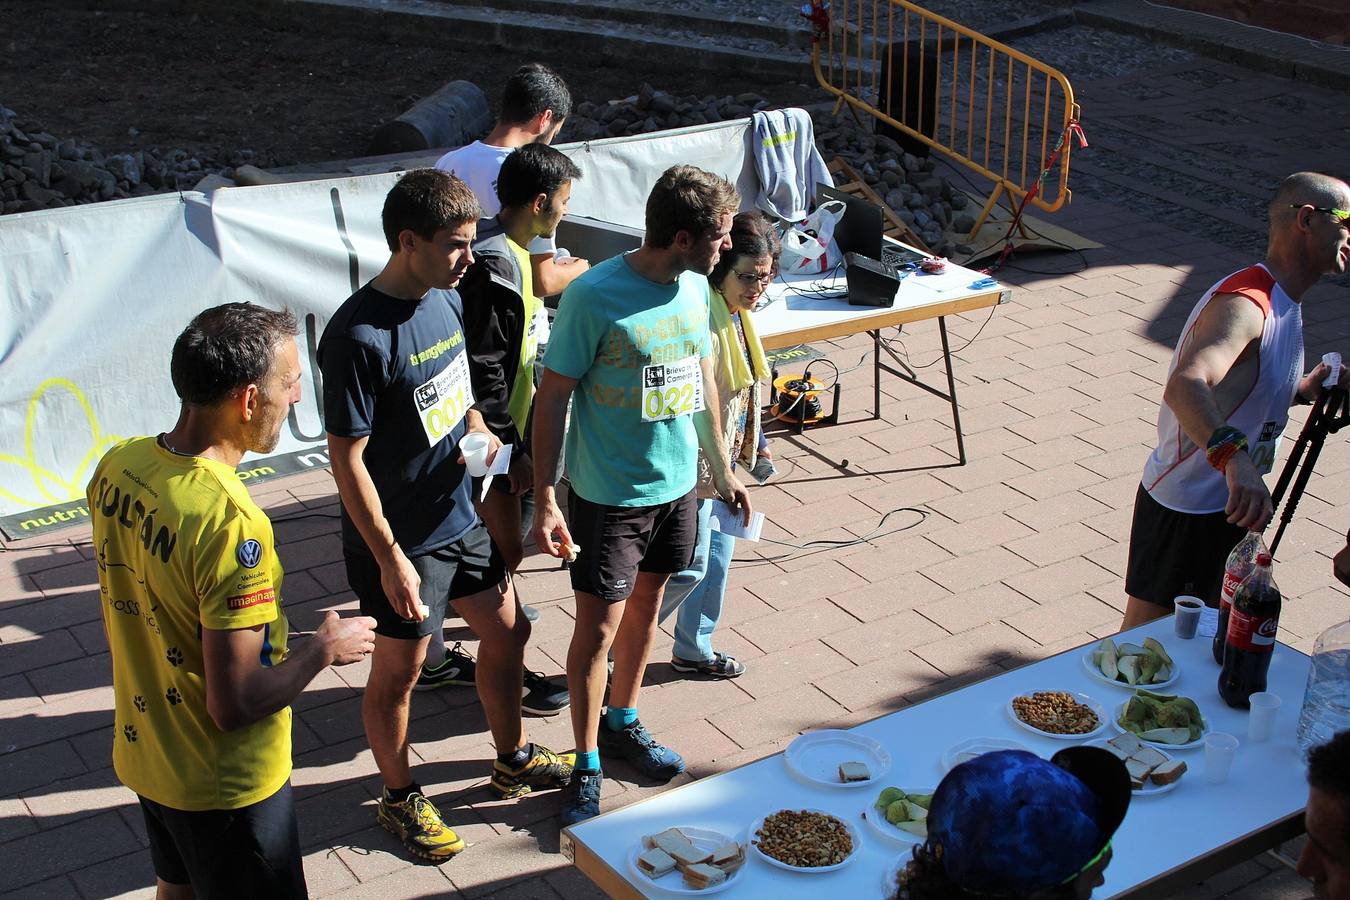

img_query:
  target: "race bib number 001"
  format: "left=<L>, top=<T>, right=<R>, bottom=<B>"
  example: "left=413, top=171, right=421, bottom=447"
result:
left=641, top=357, right=705, bottom=423
left=414, top=351, right=474, bottom=447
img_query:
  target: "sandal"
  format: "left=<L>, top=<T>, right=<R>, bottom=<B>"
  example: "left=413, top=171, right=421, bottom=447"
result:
left=670, top=652, right=746, bottom=679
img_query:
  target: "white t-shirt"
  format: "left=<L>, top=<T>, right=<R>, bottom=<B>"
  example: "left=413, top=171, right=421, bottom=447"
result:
left=434, top=141, right=555, bottom=256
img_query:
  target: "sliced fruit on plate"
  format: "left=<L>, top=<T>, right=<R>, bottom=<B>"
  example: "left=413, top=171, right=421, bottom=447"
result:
left=1099, top=639, right=1119, bottom=680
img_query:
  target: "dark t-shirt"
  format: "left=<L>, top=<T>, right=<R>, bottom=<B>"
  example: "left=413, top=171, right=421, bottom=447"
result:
left=318, top=284, right=476, bottom=557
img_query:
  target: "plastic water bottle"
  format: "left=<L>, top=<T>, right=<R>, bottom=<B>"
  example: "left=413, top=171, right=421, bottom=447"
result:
left=1296, top=619, right=1350, bottom=758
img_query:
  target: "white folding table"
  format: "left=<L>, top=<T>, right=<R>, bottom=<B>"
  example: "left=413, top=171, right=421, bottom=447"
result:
left=562, top=619, right=1310, bottom=898
left=752, top=254, right=1010, bottom=465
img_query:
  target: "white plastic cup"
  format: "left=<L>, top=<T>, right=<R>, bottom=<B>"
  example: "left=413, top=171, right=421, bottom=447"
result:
left=1173, top=595, right=1203, bottom=639
left=1247, top=692, right=1281, bottom=743
left=458, top=432, right=491, bottom=477
left=1204, top=732, right=1239, bottom=784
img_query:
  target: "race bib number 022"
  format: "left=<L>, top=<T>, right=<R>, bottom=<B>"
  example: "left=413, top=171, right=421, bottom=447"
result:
left=414, top=351, right=474, bottom=447
left=641, top=357, right=705, bottom=423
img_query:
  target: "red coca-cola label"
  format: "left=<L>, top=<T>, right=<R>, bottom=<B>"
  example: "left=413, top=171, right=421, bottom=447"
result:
left=1226, top=607, right=1278, bottom=652
left=1219, top=571, right=1242, bottom=611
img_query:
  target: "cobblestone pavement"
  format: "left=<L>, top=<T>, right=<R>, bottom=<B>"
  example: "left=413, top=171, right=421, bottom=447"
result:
left=3, top=10, right=1348, bottom=900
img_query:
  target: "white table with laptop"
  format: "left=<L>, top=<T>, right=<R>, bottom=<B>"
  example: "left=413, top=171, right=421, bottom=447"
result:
left=561, top=618, right=1310, bottom=898
left=751, top=185, right=1011, bottom=465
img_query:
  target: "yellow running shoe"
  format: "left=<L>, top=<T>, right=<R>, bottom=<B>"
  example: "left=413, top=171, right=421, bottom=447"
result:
left=376, top=788, right=466, bottom=861
left=489, top=744, right=576, bottom=799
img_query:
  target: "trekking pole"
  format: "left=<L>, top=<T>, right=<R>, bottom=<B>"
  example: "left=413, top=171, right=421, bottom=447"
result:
left=1269, top=388, right=1350, bottom=556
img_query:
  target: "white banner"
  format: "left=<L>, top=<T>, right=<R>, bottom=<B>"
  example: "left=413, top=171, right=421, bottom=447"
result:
left=0, top=119, right=764, bottom=535
left=0, top=173, right=403, bottom=534
left=557, top=117, right=758, bottom=228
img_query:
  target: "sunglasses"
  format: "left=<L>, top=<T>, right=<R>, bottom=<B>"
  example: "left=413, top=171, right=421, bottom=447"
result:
left=1292, top=204, right=1350, bottom=227
left=733, top=270, right=775, bottom=286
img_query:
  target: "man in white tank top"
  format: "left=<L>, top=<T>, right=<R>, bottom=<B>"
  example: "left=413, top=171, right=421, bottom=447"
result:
left=1122, top=172, right=1350, bottom=630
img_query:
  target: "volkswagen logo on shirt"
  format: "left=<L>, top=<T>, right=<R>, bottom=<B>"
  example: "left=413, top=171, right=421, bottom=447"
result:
left=237, top=539, right=264, bottom=569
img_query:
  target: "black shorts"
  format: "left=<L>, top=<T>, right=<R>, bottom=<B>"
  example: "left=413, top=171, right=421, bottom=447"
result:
left=1125, top=484, right=1245, bottom=609
left=139, top=782, right=306, bottom=899
left=567, top=489, right=698, bottom=602
left=345, top=524, right=506, bottom=639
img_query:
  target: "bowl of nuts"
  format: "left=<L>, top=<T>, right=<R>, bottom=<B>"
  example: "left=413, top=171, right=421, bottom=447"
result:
left=749, top=808, right=859, bottom=873
left=1008, top=690, right=1107, bottom=740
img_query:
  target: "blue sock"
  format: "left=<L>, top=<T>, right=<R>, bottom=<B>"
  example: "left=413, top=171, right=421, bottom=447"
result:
left=577, top=749, right=601, bottom=771
left=605, top=706, right=638, bottom=731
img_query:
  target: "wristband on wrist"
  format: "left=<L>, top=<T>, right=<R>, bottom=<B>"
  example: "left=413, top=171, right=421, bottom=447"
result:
left=1205, top=425, right=1248, bottom=473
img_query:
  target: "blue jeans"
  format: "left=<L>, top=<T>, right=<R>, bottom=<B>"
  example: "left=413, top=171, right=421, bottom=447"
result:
left=658, top=499, right=735, bottom=662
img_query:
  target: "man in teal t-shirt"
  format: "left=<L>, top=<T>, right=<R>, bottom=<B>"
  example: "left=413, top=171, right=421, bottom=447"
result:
left=533, top=165, right=752, bottom=826
left=547, top=255, right=710, bottom=505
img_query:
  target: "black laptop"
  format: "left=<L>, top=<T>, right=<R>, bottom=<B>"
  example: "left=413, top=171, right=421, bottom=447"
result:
left=818, top=184, right=883, bottom=260
left=817, top=184, right=907, bottom=307
left=817, top=184, right=925, bottom=269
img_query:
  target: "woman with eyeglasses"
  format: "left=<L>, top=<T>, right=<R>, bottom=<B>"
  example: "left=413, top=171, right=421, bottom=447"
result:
left=657, top=211, right=780, bottom=678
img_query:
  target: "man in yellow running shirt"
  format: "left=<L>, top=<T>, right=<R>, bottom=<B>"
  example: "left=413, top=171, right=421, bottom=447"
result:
left=88, top=303, right=376, bottom=898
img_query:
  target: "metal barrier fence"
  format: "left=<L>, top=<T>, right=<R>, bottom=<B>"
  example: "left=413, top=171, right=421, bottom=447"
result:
left=809, top=0, right=1081, bottom=238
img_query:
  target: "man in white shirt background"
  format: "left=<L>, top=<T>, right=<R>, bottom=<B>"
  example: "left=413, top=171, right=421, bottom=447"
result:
left=436, top=62, right=589, bottom=300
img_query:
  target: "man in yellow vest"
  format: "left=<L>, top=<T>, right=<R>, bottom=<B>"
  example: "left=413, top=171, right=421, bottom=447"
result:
left=457, top=143, right=582, bottom=716
left=87, top=303, right=377, bottom=898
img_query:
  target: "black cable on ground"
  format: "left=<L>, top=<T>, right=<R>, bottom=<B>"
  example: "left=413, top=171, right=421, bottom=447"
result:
left=731, top=504, right=929, bottom=565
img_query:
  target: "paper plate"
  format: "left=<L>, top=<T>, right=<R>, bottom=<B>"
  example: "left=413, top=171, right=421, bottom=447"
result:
left=627, top=827, right=743, bottom=895
left=1081, top=646, right=1180, bottom=691
left=861, top=787, right=934, bottom=844
left=749, top=809, right=861, bottom=873
left=1112, top=700, right=1209, bottom=751
left=1086, top=739, right=1183, bottom=797
left=941, top=736, right=1032, bottom=773
left=784, top=729, right=890, bottom=788
left=1007, top=691, right=1108, bottom=741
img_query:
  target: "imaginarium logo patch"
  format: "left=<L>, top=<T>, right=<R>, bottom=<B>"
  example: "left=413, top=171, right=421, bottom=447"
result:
left=0, top=377, right=124, bottom=512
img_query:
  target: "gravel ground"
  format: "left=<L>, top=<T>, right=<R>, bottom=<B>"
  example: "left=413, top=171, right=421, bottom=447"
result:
left=1004, top=25, right=1197, bottom=79
left=613, top=0, right=1062, bottom=34
left=2, top=0, right=1335, bottom=264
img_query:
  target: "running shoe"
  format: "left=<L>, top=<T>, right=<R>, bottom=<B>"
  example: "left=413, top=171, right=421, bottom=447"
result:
left=598, top=716, right=685, bottom=781
left=522, top=670, right=570, bottom=716
left=415, top=642, right=476, bottom=690
left=489, top=743, right=576, bottom=800
left=560, top=768, right=603, bottom=827
left=376, top=788, right=465, bottom=861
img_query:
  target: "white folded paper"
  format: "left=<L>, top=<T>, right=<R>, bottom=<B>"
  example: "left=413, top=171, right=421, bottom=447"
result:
left=480, top=443, right=513, bottom=502
left=1197, top=604, right=1219, bottom=639
left=710, top=499, right=765, bottom=541
left=1323, top=351, right=1342, bottom=388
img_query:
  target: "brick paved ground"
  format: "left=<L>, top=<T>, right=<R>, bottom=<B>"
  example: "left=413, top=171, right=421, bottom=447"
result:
left=3, top=28, right=1349, bottom=900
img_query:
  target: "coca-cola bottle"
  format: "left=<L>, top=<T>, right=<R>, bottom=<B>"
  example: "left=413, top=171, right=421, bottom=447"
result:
left=1218, top=552, right=1282, bottom=708
left=1214, top=531, right=1265, bottom=664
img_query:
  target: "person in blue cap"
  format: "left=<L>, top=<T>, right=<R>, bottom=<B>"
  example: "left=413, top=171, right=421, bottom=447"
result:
left=892, top=747, right=1131, bottom=899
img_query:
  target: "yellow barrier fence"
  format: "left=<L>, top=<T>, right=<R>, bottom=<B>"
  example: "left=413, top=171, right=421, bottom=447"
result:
left=808, top=0, right=1082, bottom=240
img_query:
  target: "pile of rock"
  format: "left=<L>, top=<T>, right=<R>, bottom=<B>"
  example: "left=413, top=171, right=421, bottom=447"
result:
left=559, top=84, right=774, bottom=141
left=4, top=88, right=969, bottom=253
left=0, top=105, right=280, bottom=215
left=813, top=112, right=975, bottom=255
left=558, top=85, right=967, bottom=255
